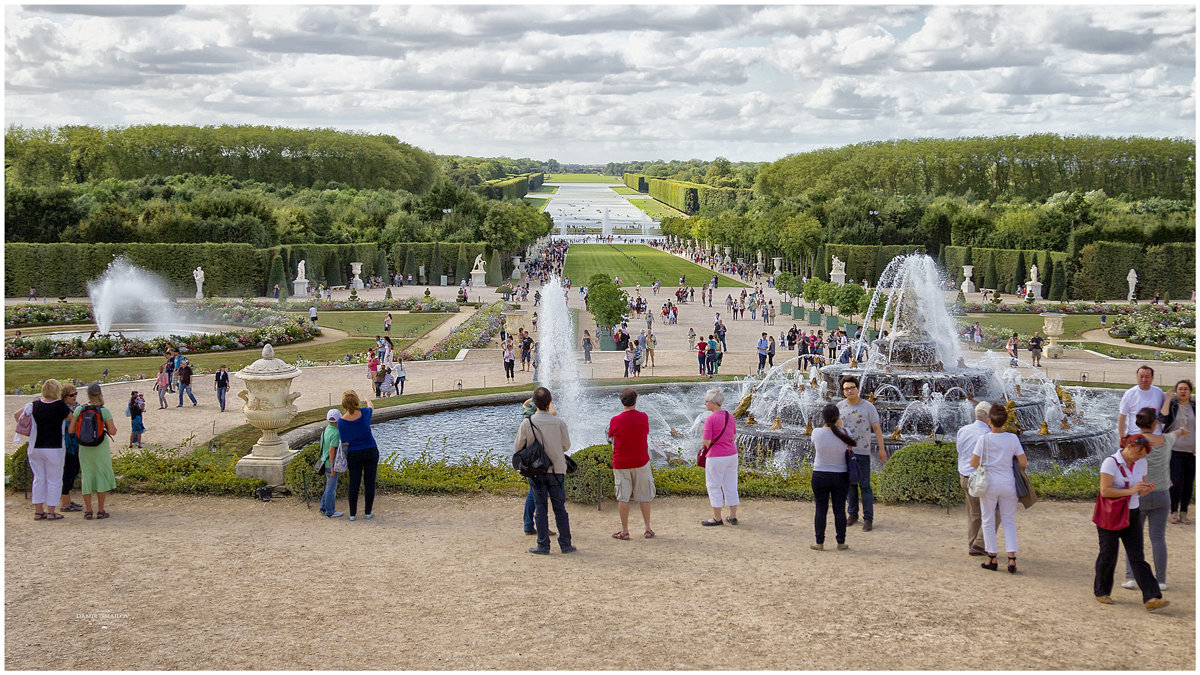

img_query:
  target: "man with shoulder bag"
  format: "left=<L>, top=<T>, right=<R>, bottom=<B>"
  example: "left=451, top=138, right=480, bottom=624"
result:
left=514, top=387, right=575, bottom=555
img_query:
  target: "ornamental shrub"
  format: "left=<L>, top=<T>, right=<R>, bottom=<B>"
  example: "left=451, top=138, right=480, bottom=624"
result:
left=875, top=442, right=961, bottom=506
left=564, top=444, right=615, bottom=504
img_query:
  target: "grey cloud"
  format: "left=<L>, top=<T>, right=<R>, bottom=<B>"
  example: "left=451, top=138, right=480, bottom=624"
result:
left=984, top=69, right=1093, bottom=97
left=26, top=5, right=183, bottom=17
left=1053, top=22, right=1156, bottom=55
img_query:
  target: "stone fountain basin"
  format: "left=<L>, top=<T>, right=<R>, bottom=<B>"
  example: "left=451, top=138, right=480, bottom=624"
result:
left=772, top=396, right=1049, bottom=434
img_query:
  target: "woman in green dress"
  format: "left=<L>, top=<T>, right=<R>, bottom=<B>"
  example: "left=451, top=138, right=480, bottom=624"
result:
left=75, top=382, right=118, bottom=519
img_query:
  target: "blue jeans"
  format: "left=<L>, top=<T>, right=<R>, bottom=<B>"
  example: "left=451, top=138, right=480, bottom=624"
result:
left=846, top=454, right=874, bottom=522
left=529, top=473, right=571, bottom=551
left=523, top=484, right=536, bottom=532
left=321, top=471, right=338, bottom=514
left=178, top=384, right=196, bottom=406
left=216, top=386, right=227, bottom=411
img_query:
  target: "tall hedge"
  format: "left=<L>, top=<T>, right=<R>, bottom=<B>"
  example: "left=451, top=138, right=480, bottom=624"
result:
left=945, top=246, right=1070, bottom=294
left=477, top=175, right=531, bottom=200
left=1012, top=250, right=1026, bottom=294
left=267, top=252, right=288, bottom=298
left=1074, top=242, right=1144, bottom=301
left=4, top=242, right=264, bottom=298
left=825, top=244, right=925, bottom=285
left=623, top=173, right=649, bottom=193
left=1140, top=242, right=1195, bottom=301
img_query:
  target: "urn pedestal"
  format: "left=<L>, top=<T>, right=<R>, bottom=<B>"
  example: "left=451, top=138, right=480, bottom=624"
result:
left=1041, top=313, right=1066, bottom=359
left=235, top=344, right=302, bottom=485
left=350, top=262, right=364, bottom=290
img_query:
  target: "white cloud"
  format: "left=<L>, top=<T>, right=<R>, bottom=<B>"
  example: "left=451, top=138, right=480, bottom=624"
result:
left=4, top=4, right=1194, bottom=163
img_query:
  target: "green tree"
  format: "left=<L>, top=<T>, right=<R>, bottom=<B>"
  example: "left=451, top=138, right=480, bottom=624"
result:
left=267, top=252, right=288, bottom=298
left=1049, top=260, right=1065, bottom=301
left=455, top=243, right=470, bottom=282
left=1012, top=250, right=1026, bottom=294
left=430, top=242, right=443, bottom=282
left=586, top=279, right=628, bottom=328
left=983, top=251, right=998, bottom=289
left=835, top=282, right=867, bottom=319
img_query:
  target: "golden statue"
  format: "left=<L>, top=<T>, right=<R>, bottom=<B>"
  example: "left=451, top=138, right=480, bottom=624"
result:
left=867, top=391, right=876, bottom=403
left=804, top=422, right=813, bottom=435
left=1056, top=385, right=1076, bottom=416
left=1060, top=417, right=1072, bottom=430
left=733, top=393, right=753, bottom=418
left=1002, top=400, right=1024, bottom=434
left=1038, top=421, right=1050, bottom=435
left=1015, top=384, right=1022, bottom=397
left=850, top=358, right=858, bottom=368
left=669, top=426, right=684, bottom=438
left=745, top=413, right=757, bottom=425
left=770, top=417, right=783, bottom=430
left=888, top=427, right=902, bottom=440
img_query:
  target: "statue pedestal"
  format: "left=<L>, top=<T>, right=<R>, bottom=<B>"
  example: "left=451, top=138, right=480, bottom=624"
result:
left=511, top=257, right=523, bottom=280
left=471, top=270, right=487, bottom=288
left=961, top=280, right=976, bottom=294
left=1042, top=312, right=1066, bottom=359
left=831, top=272, right=846, bottom=286
left=293, top=280, right=308, bottom=297
left=1026, top=281, right=1043, bottom=300
left=236, top=449, right=301, bottom=485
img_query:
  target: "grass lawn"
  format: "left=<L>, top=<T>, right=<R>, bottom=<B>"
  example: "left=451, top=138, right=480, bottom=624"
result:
left=563, top=244, right=747, bottom=288
left=610, top=185, right=640, bottom=195
left=1066, top=341, right=1195, bottom=361
left=528, top=185, right=559, bottom=194
left=546, top=174, right=620, bottom=183
left=629, top=197, right=687, bottom=220
left=964, top=313, right=1099, bottom=340
left=5, top=313, right=452, bottom=392
left=523, top=197, right=548, bottom=211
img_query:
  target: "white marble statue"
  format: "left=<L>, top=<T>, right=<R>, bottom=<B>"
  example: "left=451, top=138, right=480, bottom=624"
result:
left=830, top=255, right=846, bottom=275
left=295, top=260, right=306, bottom=282
left=1127, top=268, right=1138, bottom=301
left=1029, top=264, right=1038, bottom=284
left=193, top=266, right=204, bottom=299
left=472, top=254, right=486, bottom=273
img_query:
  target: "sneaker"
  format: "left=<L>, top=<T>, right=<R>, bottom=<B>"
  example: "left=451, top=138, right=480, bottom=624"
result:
left=365, top=513, right=373, bottom=520
left=327, top=511, right=344, bottom=518
left=1158, top=583, right=1168, bottom=591
left=1121, top=579, right=1138, bottom=590
left=1145, top=597, right=1170, bottom=612
left=348, top=515, right=356, bottom=521
left=524, top=530, right=537, bottom=535
left=528, top=547, right=550, bottom=555
left=560, top=545, right=578, bottom=554
left=863, top=521, right=873, bottom=532
left=810, top=543, right=824, bottom=551
left=1095, top=595, right=1113, bottom=605
left=837, top=543, right=849, bottom=551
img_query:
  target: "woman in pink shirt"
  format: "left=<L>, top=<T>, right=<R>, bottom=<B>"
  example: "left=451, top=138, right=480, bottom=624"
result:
left=153, top=366, right=170, bottom=410
left=699, top=388, right=739, bottom=526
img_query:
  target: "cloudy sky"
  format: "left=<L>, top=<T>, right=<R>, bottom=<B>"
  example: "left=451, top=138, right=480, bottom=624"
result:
left=5, top=3, right=1195, bottom=163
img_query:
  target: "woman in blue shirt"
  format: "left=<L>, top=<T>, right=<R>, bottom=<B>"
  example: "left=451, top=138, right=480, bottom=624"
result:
left=337, top=390, right=378, bottom=521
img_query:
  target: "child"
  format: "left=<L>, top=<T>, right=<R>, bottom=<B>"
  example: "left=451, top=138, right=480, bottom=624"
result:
left=381, top=367, right=394, bottom=398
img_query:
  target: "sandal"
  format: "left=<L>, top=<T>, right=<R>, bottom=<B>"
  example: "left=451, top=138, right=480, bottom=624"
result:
left=1169, top=512, right=1180, bottom=524
left=96, top=510, right=110, bottom=519
left=44, top=512, right=63, bottom=520
left=1182, top=515, right=1193, bottom=525
left=33, top=512, right=47, bottom=520
left=84, top=511, right=94, bottom=520
left=644, top=529, right=655, bottom=539
left=611, top=531, right=631, bottom=540
left=63, top=503, right=84, bottom=512
left=701, top=519, right=724, bottom=527
left=1007, top=555, right=1018, bottom=574
left=981, top=554, right=998, bottom=571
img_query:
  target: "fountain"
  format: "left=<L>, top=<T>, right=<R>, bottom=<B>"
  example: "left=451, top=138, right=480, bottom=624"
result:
left=532, top=276, right=586, bottom=445
left=734, top=254, right=1118, bottom=467
left=85, top=256, right=188, bottom=336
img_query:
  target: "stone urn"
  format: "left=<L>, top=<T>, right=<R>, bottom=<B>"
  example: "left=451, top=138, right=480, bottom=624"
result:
left=350, top=262, right=364, bottom=289
left=234, top=344, right=302, bottom=483
left=961, top=265, right=976, bottom=294
left=1041, top=312, right=1067, bottom=359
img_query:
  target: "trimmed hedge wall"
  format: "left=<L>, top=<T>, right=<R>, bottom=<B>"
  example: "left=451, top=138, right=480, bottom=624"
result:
left=623, top=173, right=649, bottom=193
left=5, top=242, right=266, bottom=298
left=945, top=246, right=1069, bottom=291
left=1075, top=242, right=1144, bottom=301
left=646, top=178, right=753, bottom=215
left=477, top=174, right=536, bottom=200
left=824, top=244, right=926, bottom=285
left=1141, top=242, right=1196, bottom=301
left=5, top=241, right=509, bottom=297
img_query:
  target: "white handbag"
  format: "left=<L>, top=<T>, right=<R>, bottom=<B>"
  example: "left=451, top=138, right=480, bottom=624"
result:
left=967, top=436, right=990, bottom=498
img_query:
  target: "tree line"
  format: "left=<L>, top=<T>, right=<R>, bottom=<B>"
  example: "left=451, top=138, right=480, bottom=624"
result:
left=5, top=124, right=440, bottom=192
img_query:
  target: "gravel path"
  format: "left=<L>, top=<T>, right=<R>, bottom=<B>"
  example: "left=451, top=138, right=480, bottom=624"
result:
left=4, top=493, right=1193, bottom=670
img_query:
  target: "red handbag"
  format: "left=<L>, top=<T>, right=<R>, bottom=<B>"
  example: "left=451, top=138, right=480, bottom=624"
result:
left=697, top=412, right=730, bottom=468
left=1092, top=453, right=1131, bottom=531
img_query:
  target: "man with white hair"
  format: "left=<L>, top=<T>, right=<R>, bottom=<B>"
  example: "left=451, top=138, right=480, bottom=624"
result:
left=956, top=400, right=997, bottom=556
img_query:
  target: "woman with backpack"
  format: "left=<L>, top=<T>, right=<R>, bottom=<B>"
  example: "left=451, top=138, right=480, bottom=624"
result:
left=12, top=379, right=75, bottom=520
left=74, top=382, right=117, bottom=519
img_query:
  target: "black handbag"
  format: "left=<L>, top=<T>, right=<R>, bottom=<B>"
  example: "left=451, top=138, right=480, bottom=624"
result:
left=512, top=420, right=552, bottom=477
left=846, top=450, right=861, bottom=485
left=313, top=459, right=326, bottom=476
left=564, top=454, right=578, bottom=474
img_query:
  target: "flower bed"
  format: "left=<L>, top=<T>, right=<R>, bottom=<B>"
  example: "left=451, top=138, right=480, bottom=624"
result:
left=955, top=301, right=1173, bottom=315
left=271, top=296, right=460, bottom=313
left=1108, top=308, right=1196, bottom=350
left=5, top=302, right=94, bottom=327
left=4, top=299, right=320, bottom=360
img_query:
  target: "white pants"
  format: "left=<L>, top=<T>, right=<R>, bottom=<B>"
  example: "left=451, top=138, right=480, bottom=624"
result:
left=28, top=445, right=66, bottom=507
left=705, top=454, right=740, bottom=508
left=980, top=486, right=1019, bottom=553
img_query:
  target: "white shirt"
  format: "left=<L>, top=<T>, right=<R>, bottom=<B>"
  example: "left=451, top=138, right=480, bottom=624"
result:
left=1101, top=452, right=1147, bottom=510
left=1119, top=385, right=1165, bottom=434
left=955, top=420, right=990, bottom=477
left=971, top=432, right=1025, bottom=491
left=812, top=428, right=851, bottom=473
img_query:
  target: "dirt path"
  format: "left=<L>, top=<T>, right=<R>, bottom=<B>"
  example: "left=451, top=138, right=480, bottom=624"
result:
left=4, top=493, right=1193, bottom=669
left=1078, top=328, right=1194, bottom=354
